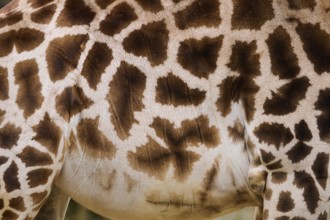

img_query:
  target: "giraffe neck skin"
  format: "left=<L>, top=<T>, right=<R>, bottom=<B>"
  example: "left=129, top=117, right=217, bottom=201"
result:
left=0, top=0, right=329, bottom=219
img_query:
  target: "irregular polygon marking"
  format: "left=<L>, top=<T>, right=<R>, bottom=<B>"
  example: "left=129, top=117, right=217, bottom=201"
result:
left=266, top=26, right=300, bottom=79
left=17, top=146, right=53, bottom=167
left=134, top=0, right=163, bottom=12
left=254, top=123, right=293, bottom=149
left=56, top=0, right=96, bottom=26
left=318, top=212, right=327, bottom=220
left=260, top=149, right=276, bottom=163
left=231, top=0, right=274, bottom=30
left=33, top=113, right=61, bottom=155
left=174, top=0, right=221, bottom=30
left=100, top=3, right=137, bottom=37
left=27, top=168, right=52, bottom=187
left=123, top=21, right=169, bottom=66
left=2, top=210, right=19, bottom=219
left=263, top=77, right=311, bottom=115
left=0, top=11, right=22, bottom=28
left=30, top=191, right=48, bottom=205
left=14, top=28, right=45, bottom=53
left=81, top=42, right=113, bottom=89
left=31, top=4, right=57, bottom=24
left=293, top=171, right=320, bottom=213
left=315, top=89, right=330, bottom=143
left=4, top=161, right=20, bottom=192
left=76, top=117, right=116, bottom=159
left=108, top=62, right=146, bottom=139
left=46, top=34, right=89, bottom=82
left=312, top=153, right=329, bottom=190
left=0, top=156, right=8, bottom=165
left=266, top=160, right=283, bottom=170
left=0, top=66, right=9, bottom=100
left=55, top=86, right=94, bottom=121
left=286, top=142, right=312, bottom=163
left=200, top=163, right=219, bottom=204
left=156, top=73, right=206, bottom=106
left=277, top=191, right=295, bottom=212
left=228, top=119, right=244, bottom=142
left=0, top=30, right=15, bottom=57
left=271, top=172, right=287, bottom=184
left=294, top=120, right=312, bottom=141
left=0, top=123, right=21, bottom=150
left=287, top=0, right=316, bottom=10
left=96, top=0, right=115, bottom=9
left=178, top=36, right=223, bottom=78
left=9, top=197, right=25, bottom=211
left=296, top=23, right=330, bottom=74
left=14, top=59, right=44, bottom=118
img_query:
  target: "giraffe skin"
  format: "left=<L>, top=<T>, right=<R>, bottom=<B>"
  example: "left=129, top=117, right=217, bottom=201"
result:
left=0, top=0, right=329, bottom=219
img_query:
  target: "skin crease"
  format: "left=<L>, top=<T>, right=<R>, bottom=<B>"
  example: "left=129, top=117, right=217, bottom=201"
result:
left=0, top=0, right=329, bottom=220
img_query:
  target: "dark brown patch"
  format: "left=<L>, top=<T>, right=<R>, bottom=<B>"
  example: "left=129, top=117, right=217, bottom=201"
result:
left=0, top=109, right=5, bottom=124
left=277, top=191, right=295, bottom=212
left=0, top=156, right=8, bottom=165
left=33, top=113, right=61, bottom=155
left=55, top=86, right=94, bottom=121
left=296, top=23, right=330, bottom=74
left=276, top=217, right=290, bottom=220
left=265, top=188, right=273, bottom=200
left=9, top=197, right=25, bottom=211
left=81, top=42, right=113, bottom=89
left=293, top=171, right=320, bottom=213
left=231, top=0, right=274, bottom=30
left=56, top=0, right=95, bottom=26
left=271, top=172, right=287, bottom=184
left=266, top=160, right=283, bottom=170
left=287, top=0, right=316, bottom=10
left=294, top=120, right=312, bottom=141
left=0, top=30, right=15, bottom=57
left=14, top=28, right=45, bottom=53
left=100, top=3, right=137, bottom=36
left=286, top=141, right=312, bottom=163
left=31, top=4, right=57, bottom=24
left=266, top=26, right=300, bottom=79
left=77, top=117, right=116, bottom=159
left=3, top=161, right=20, bottom=192
left=134, top=0, right=163, bottom=12
left=27, top=168, right=52, bottom=187
left=315, top=89, right=330, bottom=143
left=14, top=59, right=44, bottom=118
left=30, top=191, right=48, bottom=205
left=96, top=0, right=115, bottom=9
left=318, top=212, right=327, bottom=220
left=254, top=123, right=294, bottom=149
left=17, top=146, right=53, bottom=167
left=292, top=217, right=307, bottom=220
left=0, top=199, right=3, bottom=209
left=123, top=20, right=169, bottom=66
left=200, top=163, right=219, bottom=204
left=2, top=210, right=19, bottom=219
left=263, top=77, right=310, bottom=115
left=260, top=149, right=276, bottom=163
left=108, top=62, right=146, bottom=139
left=28, top=0, right=53, bottom=8
left=228, top=119, right=245, bottom=142
left=0, top=11, right=22, bottom=28
left=178, top=36, right=223, bottom=78
left=156, top=73, right=206, bottom=106
left=312, top=153, right=329, bottom=190
left=0, top=123, right=21, bottom=150
left=174, top=0, right=221, bottom=30
left=46, top=34, right=89, bottom=82
left=0, top=66, right=9, bottom=100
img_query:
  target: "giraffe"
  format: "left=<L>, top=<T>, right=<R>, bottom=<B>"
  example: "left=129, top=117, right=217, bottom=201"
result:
left=0, top=0, right=329, bottom=219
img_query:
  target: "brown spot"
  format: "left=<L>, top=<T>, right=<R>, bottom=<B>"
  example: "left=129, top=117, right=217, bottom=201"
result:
left=228, top=119, right=245, bottom=142
left=33, top=113, right=61, bottom=155
left=156, top=73, right=206, bottom=106
left=108, top=62, right=146, bottom=139
left=271, top=172, right=287, bottom=184
left=0, top=11, right=22, bottom=28
left=0, top=30, right=15, bottom=57
left=4, top=161, right=20, bottom=192
left=260, top=149, right=276, bottom=163
left=312, top=153, right=329, bottom=190
left=315, top=89, right=330, bottom=143
left=276, top=217, right=290, bottom=220
left=98, top=170, right=116, bottom=190
left=96, top=0, right=115, bottom=9
left=200, top=163, right=219, bottom=204
left=14, top=28, right=45, bottom=53
left=30, top=191, right=48, bottom=205
left=254, top=123, right=293, bottom=149
left=123, top=173, right=138, bottom=192
left=318, top=212, right=327, bottom=220
left=0, top=109, right=5, bottom=124
left=76, top=117, right=116, bottom=159
left=2, top=210, right=19, bottom=219
left=0, top=156, right=8, bottom=165
left=266, top=26, right=300, bottom=79
left=55, top=86, right=94, bottom=121
left=14, top=59, right=44, bottom=118
left=287, top=0, right=316, bottom=10
left=27, top=168, right=52, bottom=187
left=265, top=188, right=273, bottom=200
left=81, top=42, right=113, bottom=90
left=9, top=197, right=25, bottom=211
left=100, top=3, right=137, bottom=36
left=0, top=66, right=9, bottom=100
left=231, top=0, right=274, bottom=30
left=28, top=0, right=53, bottom=8
left=294, top=120, right=312, bottom=141
left=56, top=0, right=95, bottom=26
left=296, top=23, right=330, bottom=74
left=277, top=191, right=295, bottom=212
left=0, top=199, right=3, bottom=209
left=286, top=141, right=312, bottom=163
left=0, top=123, right=21, bottom=150
left=123, top=20, right=169, bottom=66
left=263, top=77, right=311, bottom=115
left=292, top=217, right=307, bottom=220
left=266, top=160, right=283, bottom=170
left=17, top=146, right=53, bottom=167
left=46, top=34, right=89, bottom=81
left=174, top=0, right=221, bottom=30
left=134, top=0, right=163, bottom=12
left=293, top=171, right=320, bottom=213
left=178, top=36, right=223, bottom=78
left=31, top=4, right=57, bottom=24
